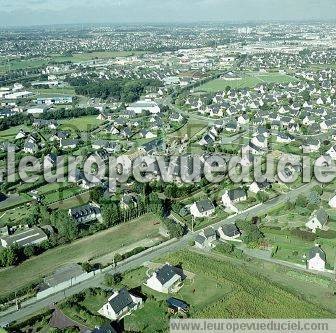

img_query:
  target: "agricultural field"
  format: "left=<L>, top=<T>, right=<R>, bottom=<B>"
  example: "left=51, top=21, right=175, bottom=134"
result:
left=163, top=251, right=335, bottom=318
left=0, top=125, right=31, bottom=140
left=0, top=51, right=148, bottom=73
left=0, top=213, right=162, bottom=296
left=168, top=118, right=208, bottom=142
left=196, top=73, right=297, bottom=92
left=118, top=250, right=336, bottom=332
left=31, top=87, right=76, bottom=97
left=59, top=115, right=104, bottom=132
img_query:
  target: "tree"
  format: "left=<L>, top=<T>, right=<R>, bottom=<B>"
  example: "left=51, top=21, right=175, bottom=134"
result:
left=102, top=203, right=120, bottom=227
left=51, top=211, right=78, bottom=241
left=307, top=191, right=321, bottom=206
left=90, top=187, right=104, bottom=204
left=0, top=246, right=20, bottom=267
left=296, top=194, right=308, bottom=208
left=162, top=219, right=186, bottom=238
left=23, top=245, right=38, bottom=258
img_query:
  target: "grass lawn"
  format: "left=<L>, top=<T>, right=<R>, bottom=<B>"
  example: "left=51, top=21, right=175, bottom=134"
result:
left=48, top=191, right=92, bottom=210
left=59, top=115, right=103, bottom=132
left=0, top=58, right=47, bottom=73
left=121, top=250, right=336, bottom=332
left=0, top=195, right=32, bottom=212
left=168, top=119, right=207, bottom=141
left=43, top=186, right=84, bottom=205
left=0, top=51, right=148, bottom=73
left=0, top=125, right=31, bottom=140
left=0, top=213, right=162, bottom=296
left=164, top=251, right=334, bottom=318
left=32, top=87, right=76, bottom=96
left=0, top=204, right=34, bottom=227
left=196, top=73, right=297, bottom=92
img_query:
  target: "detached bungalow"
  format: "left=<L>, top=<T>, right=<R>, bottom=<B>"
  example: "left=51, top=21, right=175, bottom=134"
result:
left=98, top=288, right=142, bottom=321
left=146, top=264, right=184, bottom=293
left=306, top=209, right=328, bottom=233
left=195, top=227, right=217, bottom=249
left=217, top=224, right=241, bottom=241
left=190, top=199, right=215, bottom=218
left=306, top=245, right=326, bottom=272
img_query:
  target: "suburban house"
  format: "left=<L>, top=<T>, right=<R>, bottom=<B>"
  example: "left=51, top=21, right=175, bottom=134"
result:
left=0, top=226, right=48, bottom=248
left=195, top=227, right=217, bottom=249
left=139, top=129, right=157, bottom=139
left=222, top=188, right=247, bottom=207
left=302, top=139, right=321, bottom=153
left=217, top=224, right=241, bottom=241
left=305, top=209, right=328, bottom=233
left=326, top=145, right=336, bottom=160
left=249, top=181, right=272, bottom=194
left=69, top=203, right=102, bottom=225
left=98, top=288, right=143, bottom=321
left=44, top=153, right=58, bottom=169
left=23, top=141, right=38, bottom=154
left=15, top=129, right=28, bottom=140
left=120, top=194, right=139, bottom=210
left=190, top=199, right=215, bottom=218
left=60, top=139, right=78, bottom=150
left=306, top=245, right=326, bottom=272
left=146, top=264, right=184, bottom=293
left=329, top=194, right=336, bottom=208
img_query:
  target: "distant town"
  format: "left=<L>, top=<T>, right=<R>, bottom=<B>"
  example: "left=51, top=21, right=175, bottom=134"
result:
left=1, top=22, right=336, bottom=332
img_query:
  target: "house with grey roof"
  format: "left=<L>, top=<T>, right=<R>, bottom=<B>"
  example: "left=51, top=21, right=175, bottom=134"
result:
left=146, top=264, right=184, bottom=293
left=195, top=227, right=217, bottom=249
left=98, top=288, right=143, bottom=321
left=306, top=210, right=328, bottom=233
left=69, top=203, right=102, bottom=225
left=306, top=244, right=326, bottom=272
left=190, top=199, right=215, bottom=218
left=217, top=224, right=241, bottom=241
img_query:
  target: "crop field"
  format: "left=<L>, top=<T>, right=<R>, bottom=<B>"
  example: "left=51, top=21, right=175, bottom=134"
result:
left=196, top=73, right=297, bottom=92
left=0, top=213, right=162, bottom=297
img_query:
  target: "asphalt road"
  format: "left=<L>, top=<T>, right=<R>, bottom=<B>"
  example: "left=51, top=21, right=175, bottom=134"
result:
left=0, top=181, right=317, bottom=326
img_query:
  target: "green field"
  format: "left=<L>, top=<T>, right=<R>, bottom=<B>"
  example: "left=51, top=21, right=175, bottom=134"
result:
left=120, top=250, right=335, bottom=332
left=0, top=205, right=34, bottom=227
left=59, top=115, right=103, bottom=132
left=0, top=125, right=31, bottom=140
left=0, top=214, right=162, bottom=296
left=0, top=51, right=148, bottom=73
left=32, top=87, right=76, bottom=97
left=196, top=73, right=297, bottom=92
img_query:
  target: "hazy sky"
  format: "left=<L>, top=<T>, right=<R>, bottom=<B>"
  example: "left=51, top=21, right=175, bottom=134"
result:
left=0, top=0, right=335, bottom=26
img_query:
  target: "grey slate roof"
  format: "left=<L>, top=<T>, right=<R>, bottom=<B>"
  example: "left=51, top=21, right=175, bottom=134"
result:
left=195, top=200, right=215, bottom=214
left=228, top=188, right=246, bottom=201
left=307, top=246, right=326, bottom=261
left=108, top=288, right=135, bottom=314
left=155, top=264, right=180, bottom=285
left=314, top=209, right=328, bottom=225
left=221, top=224, right=240, bottom=237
